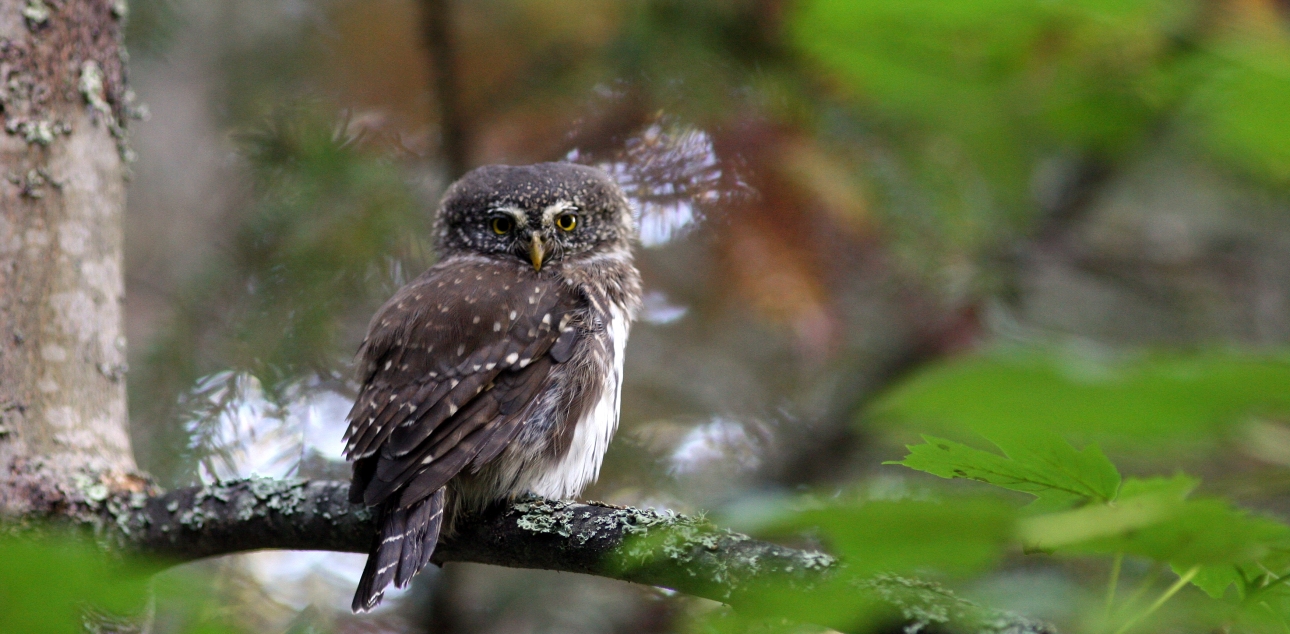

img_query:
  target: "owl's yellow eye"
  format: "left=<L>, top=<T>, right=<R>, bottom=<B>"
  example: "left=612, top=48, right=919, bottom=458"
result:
left=491, top=217, right=514, bottom=234
left=556, top=213, right=578, bottom=231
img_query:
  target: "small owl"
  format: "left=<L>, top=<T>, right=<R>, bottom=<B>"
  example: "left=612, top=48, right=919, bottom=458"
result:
left=343, top=162, right=642, bottom=611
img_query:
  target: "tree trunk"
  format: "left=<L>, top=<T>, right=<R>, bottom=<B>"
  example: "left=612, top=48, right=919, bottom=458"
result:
left=0, top=0, right=139, bottom=516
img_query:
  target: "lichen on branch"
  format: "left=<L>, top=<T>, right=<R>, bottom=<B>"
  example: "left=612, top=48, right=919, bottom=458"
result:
left=67, top=477, right=1053, bottom=634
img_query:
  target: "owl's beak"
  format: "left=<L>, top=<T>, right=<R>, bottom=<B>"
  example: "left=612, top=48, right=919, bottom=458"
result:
left=528, top=233, right=546, bottom=271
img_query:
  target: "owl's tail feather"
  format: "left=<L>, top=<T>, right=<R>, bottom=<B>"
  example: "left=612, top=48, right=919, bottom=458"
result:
left=351, top=486, right=446, bottom=613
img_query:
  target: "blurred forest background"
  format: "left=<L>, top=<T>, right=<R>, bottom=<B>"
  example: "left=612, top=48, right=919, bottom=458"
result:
left=110, top=0, right=1290, bottom=632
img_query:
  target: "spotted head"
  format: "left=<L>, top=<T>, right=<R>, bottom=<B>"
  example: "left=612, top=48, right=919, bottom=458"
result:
left=434, top=162, right=636, bottom=270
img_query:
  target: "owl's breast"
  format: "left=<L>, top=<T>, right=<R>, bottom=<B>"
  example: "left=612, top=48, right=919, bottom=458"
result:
left=453, top=295, right=631, bottom=506
left=441, top=254, right=639, bottom=509
left=522, top=301, right=630, bottom=499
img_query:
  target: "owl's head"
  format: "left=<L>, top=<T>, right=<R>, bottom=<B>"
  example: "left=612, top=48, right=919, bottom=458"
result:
left=434, top=162, right=636, bottom=270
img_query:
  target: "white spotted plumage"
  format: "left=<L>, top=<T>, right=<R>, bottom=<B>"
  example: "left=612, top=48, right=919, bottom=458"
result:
left=345, top=162, right=641, bottom=613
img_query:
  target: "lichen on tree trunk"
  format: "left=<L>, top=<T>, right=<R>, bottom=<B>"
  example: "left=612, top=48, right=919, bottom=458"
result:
left=0, top=0, right=139, bottom=516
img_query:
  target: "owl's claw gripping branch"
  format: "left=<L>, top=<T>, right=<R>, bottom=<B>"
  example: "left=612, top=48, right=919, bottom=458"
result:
left=103, top=477, right=1053, bottom=634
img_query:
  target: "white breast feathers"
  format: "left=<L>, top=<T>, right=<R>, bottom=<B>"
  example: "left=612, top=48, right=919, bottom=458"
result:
left=527, top=304, right=630, bottom=499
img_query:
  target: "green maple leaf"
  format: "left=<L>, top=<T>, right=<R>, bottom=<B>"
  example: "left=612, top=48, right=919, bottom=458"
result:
left=888, top=433, right=1121, bottom=512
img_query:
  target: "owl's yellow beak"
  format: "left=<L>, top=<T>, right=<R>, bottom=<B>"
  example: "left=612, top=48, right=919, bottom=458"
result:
left=529, top=233, right=546, bottom=271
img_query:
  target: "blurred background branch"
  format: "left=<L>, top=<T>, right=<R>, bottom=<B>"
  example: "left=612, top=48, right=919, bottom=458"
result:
left=420, top=0, right=464, bottom=179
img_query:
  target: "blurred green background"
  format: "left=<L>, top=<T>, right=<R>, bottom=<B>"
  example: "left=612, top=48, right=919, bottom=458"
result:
left=34, top=0, right=1290, bottom=631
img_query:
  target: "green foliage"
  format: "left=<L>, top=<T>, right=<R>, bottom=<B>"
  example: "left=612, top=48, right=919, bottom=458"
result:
left=870, top=347, right=1290, bottom=447
left=889, top=430, right=1288, bottom=574
left=788, top=0, right=1192, bottom=273
left=791, top=0, right=1178, bottom=153
left=889, top=433, right=1290, bottom=631
left=849, top=346, right=1290, bottom=631
left=0, top=534, right=240, bottom=634
left=765, top=498, right=1016, bottom=577
left=787, top=0, right=1290, bottom=295
left=1024, top=494, right=1290, bottom=568
left=890, top=433, right=1120, bottom=511
left=1009, top=467, right=1290, bottom=616
left=1186, top=37, right=1290, bottom=185
left=0, top=535, right=152, bottom=633
left=738, top=422, right=1290, bottom=631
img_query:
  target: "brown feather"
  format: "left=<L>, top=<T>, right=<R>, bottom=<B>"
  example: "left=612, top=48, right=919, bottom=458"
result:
left=348, top=161, right=643, bottom=613
left=396, top=421, right=503, bottom=505
left=343, top=259, right=577, bottom=464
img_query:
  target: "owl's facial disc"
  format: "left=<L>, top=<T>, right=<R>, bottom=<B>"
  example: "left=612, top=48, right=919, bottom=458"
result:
left=435, top=162, right=635, bottom=266
left=494, top=201, right=577, bottom=271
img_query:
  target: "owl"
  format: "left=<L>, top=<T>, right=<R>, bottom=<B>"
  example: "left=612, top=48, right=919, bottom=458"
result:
left=342, top=162, right=642, bottom=612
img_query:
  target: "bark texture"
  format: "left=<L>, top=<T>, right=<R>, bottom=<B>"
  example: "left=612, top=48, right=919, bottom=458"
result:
left=0, top=0, right=138, bottom=516
left=91, top=477, right=1052, bottom=634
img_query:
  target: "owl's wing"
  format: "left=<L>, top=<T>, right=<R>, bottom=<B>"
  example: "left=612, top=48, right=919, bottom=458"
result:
left=343, top=258, right=582, bottom=508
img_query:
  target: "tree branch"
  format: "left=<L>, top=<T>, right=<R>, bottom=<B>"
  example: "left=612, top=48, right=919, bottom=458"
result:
left=101, top=477, right=1052, bottom=634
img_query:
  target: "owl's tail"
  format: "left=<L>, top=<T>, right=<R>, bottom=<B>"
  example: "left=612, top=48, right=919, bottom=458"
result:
left=351, top=486, right=447, bottom=613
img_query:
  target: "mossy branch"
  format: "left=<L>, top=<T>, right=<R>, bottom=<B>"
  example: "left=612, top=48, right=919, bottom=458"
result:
left=87, top=477, right=1052, bottom=634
